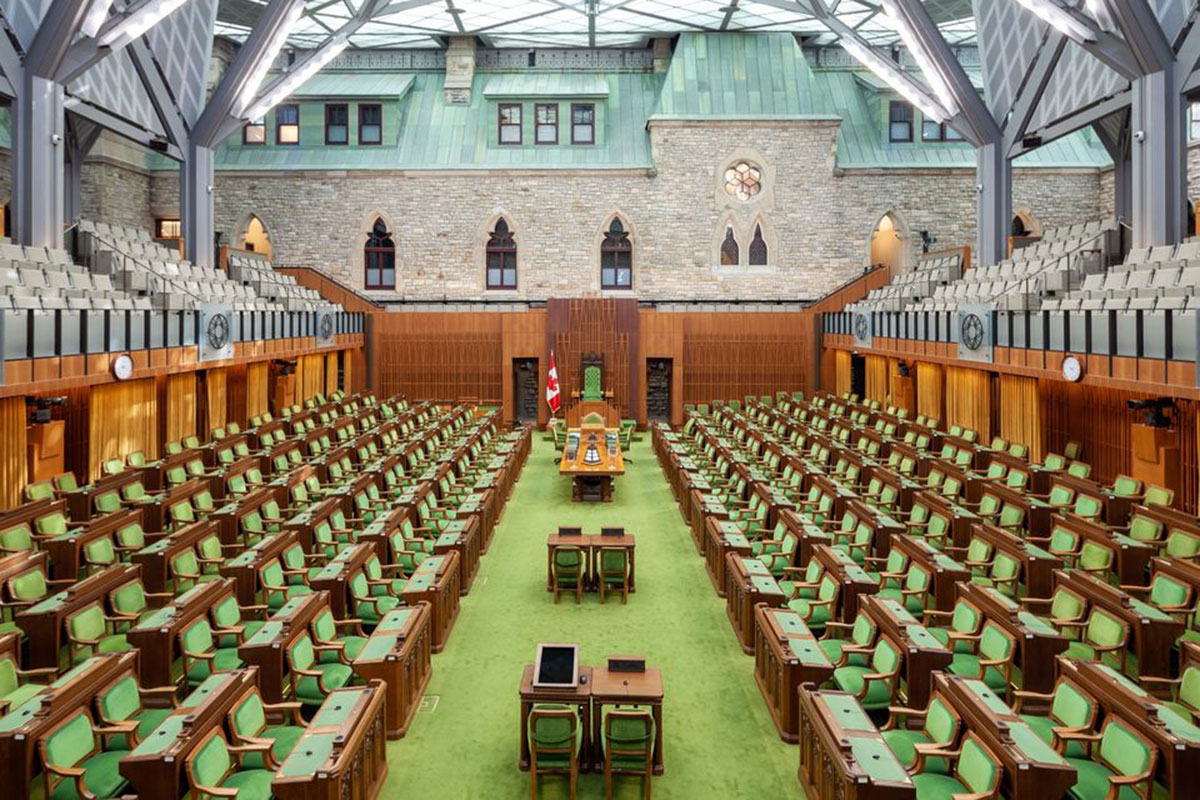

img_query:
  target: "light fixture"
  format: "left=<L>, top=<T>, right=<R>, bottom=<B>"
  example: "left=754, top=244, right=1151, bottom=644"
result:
left=243, top=37, right=349, bottom=121
left=840, top=36, right=952, bottom=122
left=97, top=0, right=190, bottom=47
left=1013, top=0, right=1096, bottom=44
left=81, top=0, right=113, bottom=38
left=235, top=0, right=307, bottom=117
left=879, top=0, right=959, bottom=117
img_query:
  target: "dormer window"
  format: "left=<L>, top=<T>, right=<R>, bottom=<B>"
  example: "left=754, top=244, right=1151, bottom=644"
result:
left=571, top=103, right=594, bottom=144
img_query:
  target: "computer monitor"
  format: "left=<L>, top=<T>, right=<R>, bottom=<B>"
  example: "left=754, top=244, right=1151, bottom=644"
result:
left=533, top=643, right=580, bottom=688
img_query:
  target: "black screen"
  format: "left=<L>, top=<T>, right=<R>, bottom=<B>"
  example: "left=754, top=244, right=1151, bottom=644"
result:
left=535, top=646, right=578, bottom=686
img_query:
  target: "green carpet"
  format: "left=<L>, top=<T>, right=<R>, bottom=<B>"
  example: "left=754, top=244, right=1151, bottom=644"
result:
left=384, top=436, right=802, bottom=798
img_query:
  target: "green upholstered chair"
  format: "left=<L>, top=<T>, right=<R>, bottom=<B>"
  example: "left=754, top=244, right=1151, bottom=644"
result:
left=119, top=479, right=159, bottom=506
left=226, top=472, right=249, bottom=497
left=108, top=580, right=168, bottom=633
left=786, top=573, right=839, bottom=633
left=529, top=703, right=581, bottom=800
left=349, top=571, right=400, bottom=626
left=112, top=520, right=146, bottom=560
left=281, top=543, right=323, bottom=585
left=756, top=529, right=798, bottom=577
left=93, top=489, right=123, bottom=516
left=0, top=522, right=35, bottom=557
left=598, top=547, right=630, bottom=604
left=227, top=689, right=307, bottom=770
left=3, top=565, right=53, bottom=622
left=81, top=536, right=118, bottom=575
left=948, top=622, right=1016, bottom=702
left=1012, top=677, right=1098, bottom=759
left=1122, top=570, right=1194, bottom=621
left=831, top=522, right=873, bottom=565
left=1143, top=653, right=1200, bottom=723
left=818, top=614, right=877, bottom=667
left=168, top=548, right=206, bottom=592
left=948, top=536, right=995, bottom=579
left=364, top=555, right=407, bottom=596
left=286, top=633, right=354, bottom=707
left=24, top=480, right=55, bottom=502
left=311, top=607, right=368, bottom=664
left=179, top=618, right=244, bottom=687
left=387, top=528, right=428, bottom=572
left=924, top=600, right=985, bottom=655
left=95, top=673, right=175, bottom=746
left=780, top=558, right=823, bottom=600
left=877, top=564, right=932, bottom=615
left=865, top=548, right=909, bottom=591
left=35, top=507, right=79, bottom=540
left=39, top=710, right=130, bottom=800
left=1076, top=540, right=1115, bottom=582
left=1064, top=718, right=1157, bottom=800
left=602, top=708, right=653, bottom=800
left=552, top=546, right=585, bottom=605
left=971, top=551, right=1022, bottom=597
left=832, top=636, right=902, bottom=710
left=582, top=366, right=604, bottom=402
left=910, top=732, right=1001, bottom=800
left=0, top=646, right=55, bottom=715
left=1067, top=461, right=1091, bottom=479
left=1063, top=608, right=1130, bottom=672
left=259, top=559, right=312, bottom=612
left=186, top=729, right=275, bottom=800
left=210, top=593, right=266, bottom=648
left=1024, top=585, right=1088, bottom=639
left=882, top=695, right=961, bottom=773
left=1030, top=521, right=1082, bottom=565
left=65, top=603, right=128, bottom=665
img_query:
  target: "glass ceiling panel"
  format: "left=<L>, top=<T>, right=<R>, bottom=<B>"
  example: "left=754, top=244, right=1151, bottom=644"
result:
left=216, top=0, right=976, bottom=50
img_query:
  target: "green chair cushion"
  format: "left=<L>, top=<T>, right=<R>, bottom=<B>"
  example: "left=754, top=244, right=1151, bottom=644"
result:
left=296, top=664, right=353, bottom=704
left=219, top=769, right=276, bottom=800
left=1021, top=714, right=1087, bottom=759
left=1066, top=758, right=1140, bottom=800
left=832, top=666, right=892, bottom=709
left=881, top=729, right=947, bottom=773
left=319, top=635, right=367, bottom=664
left=49, top=750, right=128, bottom=800
left=241, top=725, right=306, bottom=770
left=910, top=773, right=969, bottom=800
left=186, top=648, right=244, bottom=684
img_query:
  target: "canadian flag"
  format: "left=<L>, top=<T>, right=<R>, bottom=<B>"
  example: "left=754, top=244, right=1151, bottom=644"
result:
left=546, top=350, right=561, bottom=415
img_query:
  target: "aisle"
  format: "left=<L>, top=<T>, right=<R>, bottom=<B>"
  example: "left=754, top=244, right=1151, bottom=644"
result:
left=384, top=436, right=801, bottom=798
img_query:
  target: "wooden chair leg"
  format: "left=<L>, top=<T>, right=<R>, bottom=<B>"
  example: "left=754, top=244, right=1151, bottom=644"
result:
left=531, top=763, right=538, bottom=800
left=605, top=760, right=613, bottom=800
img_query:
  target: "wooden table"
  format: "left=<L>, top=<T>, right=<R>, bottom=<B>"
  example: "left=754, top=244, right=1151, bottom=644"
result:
left=705, top=519, right=752, bottom=597
left=753, top=606, right=835, bottom=743
left=559, top=428, right=626, bottom=502
left=352, top=604, right=433, bottom=739
left=433, top=515, right=481, bottom=595
left=797, top=687, right=915, bottom=799
left=400, top=552, right=460, bottom=653
left=518, top=664, right=594, bottom=772
left=589, top=664, right=665, bottom=774
left=546, top=531, right=637, bottom=594
left=725, top=555, right=786, bottom=654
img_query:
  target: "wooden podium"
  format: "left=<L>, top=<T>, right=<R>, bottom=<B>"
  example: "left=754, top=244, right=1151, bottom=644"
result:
left=1131, top=423, right=1180, bottom=500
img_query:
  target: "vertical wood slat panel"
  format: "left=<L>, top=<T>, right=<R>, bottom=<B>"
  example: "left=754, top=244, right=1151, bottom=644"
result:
left=864, top=355, right=888, bottom=404
left=246, top=362, right=270, bottom=419
left=998, top=374, right=1043, bottom=461
left=89, top=379, right=157, bottom=481
left=916, top=362, right=944, bottom=424
left=166, top=373, right=197, bottom=444
left=0, top=397, right=28, bottom=509
left=835, top=350, right=852, bottom=397
left=945, top=366, right=991, bottom=442
left=207, top=368, right=227, bottom=435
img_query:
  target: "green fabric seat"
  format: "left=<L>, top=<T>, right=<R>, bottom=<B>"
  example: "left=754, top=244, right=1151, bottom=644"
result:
left=1019, top=679, right=1096, bottom=759
left=1062, top=609, right=1129, bottom=671
left=260, top=560, right=313, bottom=611
left=312, top=609, right=367, bottom=663
left=818, top=615, right=876, bottom=667
left=287, top=634, right=354, bottom=706
left=877, top=565, right=931, bottom=615
left=1066, top=719, right=1156, bottom=800
left=529, top=703, right=582, bottom=770
left=786, top=574, right=838, bottom=632
left=911, top=735, right=1000, bottom=800
left=882, top=697, right=956, bottom=773
left=43, top=712, right=129, bottom=800
left=350, top=572, right=400, bottom=624
left=210, top=594, right=265, bottom=648
left=97, top=674, right=171, bottom=746
left=832, top=638, right=900, bottom=710
left=180, top=618, right=244, bottom=686
left=66, top=603, right=128, bottom=664
left=948, top=623, right=1014, bottom=698
left=188, top=733, right=274, bottom=800
left=229, top=691, right=305, bottom=770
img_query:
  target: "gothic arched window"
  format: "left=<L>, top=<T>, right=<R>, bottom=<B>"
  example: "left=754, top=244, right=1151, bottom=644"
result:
left=748, top=224, right=768, bottom=266
left=720, top=226, right=740, bottom=266
left=486, top=218, right=517, bottom=289
left=364, top=218, right=395, bottom=289
left=600, top=218, right=632, bottom=289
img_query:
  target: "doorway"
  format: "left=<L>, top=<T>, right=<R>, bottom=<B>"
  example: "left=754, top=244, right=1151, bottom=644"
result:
left=850, top=354, right=866, bottom=401
left=647, top=358, right=672, bottom=422
left=513, top=358, right=539, bottom=422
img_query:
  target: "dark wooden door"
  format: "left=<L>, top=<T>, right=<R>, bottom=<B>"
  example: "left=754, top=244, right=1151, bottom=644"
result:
left=647, top=358, right=672, bottom=423
left=513, top=359, right=539, bottom=422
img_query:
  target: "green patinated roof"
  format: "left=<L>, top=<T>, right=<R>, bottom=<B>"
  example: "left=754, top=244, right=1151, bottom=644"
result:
left=652, top=33, right=837, bottom=121
left=291, top=71, right=414, bottom=98
left=482, top=74, right=609, bottom=98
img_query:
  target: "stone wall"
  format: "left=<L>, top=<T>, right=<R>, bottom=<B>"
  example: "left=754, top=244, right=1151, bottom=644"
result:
left=148, top=118, right=1103, bottom=301
left=80, top=158, right=154, bottom=233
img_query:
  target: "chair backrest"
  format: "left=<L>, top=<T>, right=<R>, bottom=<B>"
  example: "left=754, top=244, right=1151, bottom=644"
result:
left=97, top=674, right=142, bottom=723
left=1097, top=718, right=1156, bottom=788
left=529, top=703, right=578, bottom=764
left=923, top=696, right=960, bottom=746
left=188, top=731, right=233, bottom=793
left=43, top=711, right=97, bottom=773
left=229, top=691, right=267, bottom=739
left=1050, top=679, right=1097, bottom=730
left=110, top=581, right=148, bottom=618
left=67, top=603, right=107, bottom=644
left=955, top=734, right=1001, bottom=795
left=1085, top=608, right=1129, bottom=650
left=8, top=566, right=47, bottom=602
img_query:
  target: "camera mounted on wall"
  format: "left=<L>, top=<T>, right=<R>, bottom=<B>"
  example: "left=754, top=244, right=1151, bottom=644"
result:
left=1127, top=397, right=1174, bottom=429
left=920, top=230, right=937, bottom=253
left=25, top=395, right=66, bottom=425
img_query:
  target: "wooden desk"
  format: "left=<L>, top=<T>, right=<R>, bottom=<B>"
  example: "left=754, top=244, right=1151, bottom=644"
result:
left=282, top=497, right=342, bottom=554
left=219, top=530, right=297, bottom=607
left=39, top=506, right=143, bottom=582
left=119, top=669, right=260, bottom=800
left=753, top=606, right=835, bottom=742
left=589, top=664, right=665, bottom=774
left=861, top=595, right=951, bottom=709
left=893, top=534, right=970, bottom=612
left=1053, top=569, right=1184, bottom=679
left=1048, top=512, right=1154, bottom=588
left=237, top=592, right=328, bottom=703
left=559, top=428, right=625, bottom=502
left=130, top=518, right=223, bottom=595
left=352, top=604, right=433, bottom=739
left=689, top=491, right=729, bottom=556
left=546, top=531, right=637, bottom=594
left=433, top=515, right=481, bottom=595
left=963, top=522, right=1062, bottom=599
left=309, top=543, right=374, bottom=618
left=934, top=672, right=1077, bottom=800
left=126, top=579, right=234, bottom=688
left=725, top=555, right=786, bottom=654
left=1059, top=657, right=1200, bottom=799
left=400, top=552, right=460, bottom=653
left=272, top=682, right=390, bottom=800
left=959, top=583, right=1068, bottom=695
left=812, top=544, right=879, bottom=622
left=518, top=664, right=594, bottom=773
left=0, top=652, right=138, bottom=798
left=16, top=563, right=142, bottom=669
left=797, top=687, right=915, bottom=800
left=705, top=519, right=753, bottom=597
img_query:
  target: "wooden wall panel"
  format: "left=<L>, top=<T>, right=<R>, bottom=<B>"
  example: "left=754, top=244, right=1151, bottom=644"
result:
left=916, top=362, right=944, bottom=424
left=998, top=374, right=1043, bottom=461
left=297, top=354, right=325, bottom=402
left=549, top=299, right=636, bottom=419
left=835, top=350, right=852, bottom=397
left=207, top=368, right=227, bottom=435
left=681, top=313, right=809, bottom=405
left=373, top=313, right=505, bottom=404
left=500, top=310, right=549, bottom=424
left=0, top=397, right=27, bottom=509
left=945, top=366, right=991, bottom=442
left=246, top=362, right=269, bottom=419
left=326, top=353, right=339, bottom=395
left=226, top=363, right=248, bottom=427
left=90, top=379, right=157, bottom=480
left=165, top=373, right=197, bottom=444
left=637, top=310, right=685, bottom=426
left=865, top=356, right=888, bottom=404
